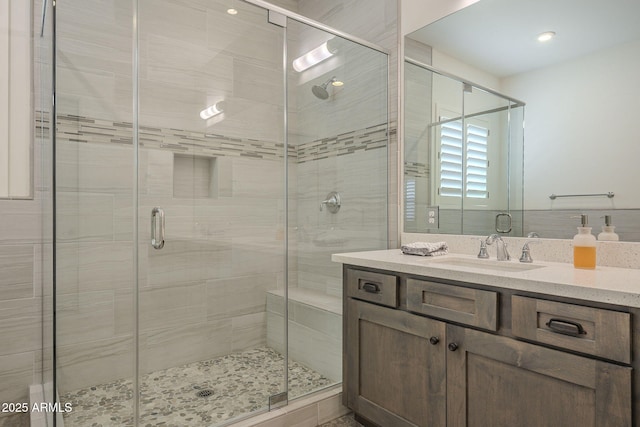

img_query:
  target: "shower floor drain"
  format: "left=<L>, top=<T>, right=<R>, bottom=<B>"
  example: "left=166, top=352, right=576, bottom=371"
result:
left=195, top=389, right=214, bottom=398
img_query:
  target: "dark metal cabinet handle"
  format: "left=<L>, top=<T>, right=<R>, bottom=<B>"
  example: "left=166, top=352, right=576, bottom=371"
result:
left=429, top=336, right=440, bottom=345
left=448, top=342, right=458, bottom=352
left=545, top=318, right=587, bottom=337
left=362, top=282, right=380, bottom=294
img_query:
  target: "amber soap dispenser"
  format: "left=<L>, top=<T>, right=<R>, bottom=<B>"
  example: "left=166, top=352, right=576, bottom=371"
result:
left=573, top=214, right=596, bottom=269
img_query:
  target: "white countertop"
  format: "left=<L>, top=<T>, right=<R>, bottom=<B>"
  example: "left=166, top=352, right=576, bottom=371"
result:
left=332, top=249, right=640, bottom=308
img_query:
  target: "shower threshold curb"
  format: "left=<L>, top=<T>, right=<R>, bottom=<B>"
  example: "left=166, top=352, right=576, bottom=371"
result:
left=226, top=384, right=346, bottom=427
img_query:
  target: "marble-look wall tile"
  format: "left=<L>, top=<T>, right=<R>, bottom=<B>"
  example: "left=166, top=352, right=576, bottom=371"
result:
left=267, top=292, right=342, bottom=382
left=296, top=0, right=398, bottom=249
left=0, top=200, right=42, bottom=244
left=295, top=147, right=388, bottom=296
left=140, top=282, right=207, bottom=331
left=56, top=242, right=134, bottom=294
left=141, top=322, right=215, bottom=374
left=206, top=274, right=278, bottom=321
left=56, top=335, right=134, bottom=393
left=0, top=297, right=42, bottom=356
left=231, top=312, right=267, bottom=352
left=0, top=245, right=34, bottom=301
left=0, top=352, right=36, bottom=403
left=55, top=192, right=115, bottom=242
left=56, top=290, right=117, bottom=346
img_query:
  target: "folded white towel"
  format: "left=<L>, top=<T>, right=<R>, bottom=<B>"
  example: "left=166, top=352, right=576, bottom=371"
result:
left=401, top=241, right=449, bottom=256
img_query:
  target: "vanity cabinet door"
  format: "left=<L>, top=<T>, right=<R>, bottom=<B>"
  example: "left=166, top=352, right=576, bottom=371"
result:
left=346, top=298, right=446, bottom=427
left=446, top=325, right=632, bottom=427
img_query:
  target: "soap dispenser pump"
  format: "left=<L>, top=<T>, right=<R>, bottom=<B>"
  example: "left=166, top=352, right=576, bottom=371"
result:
left=573, top=214, right=596, bottom=269
left=597, top=215, right=619, bottom=241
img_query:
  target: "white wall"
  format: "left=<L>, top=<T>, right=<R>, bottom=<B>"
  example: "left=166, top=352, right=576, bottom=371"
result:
left=402, top=0, right=480, bottom=36
left=0, top=0, right=32, bottom=199
left=502, top=39, right=640, bottom=210
left=432, top=49, right=500, bottom=90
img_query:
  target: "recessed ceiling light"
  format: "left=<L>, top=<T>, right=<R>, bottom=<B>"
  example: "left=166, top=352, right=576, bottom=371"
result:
left=227, top=8, right=238, bottom=15
left=331, top=80, right=344, bottom=87
left=537, top=31, right=556, bottom=42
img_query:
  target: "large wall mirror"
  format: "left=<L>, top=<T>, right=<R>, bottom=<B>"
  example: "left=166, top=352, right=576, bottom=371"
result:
left=404, top=0, right=640, bottom=241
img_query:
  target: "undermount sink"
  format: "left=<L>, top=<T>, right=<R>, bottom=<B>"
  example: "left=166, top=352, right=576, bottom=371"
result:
left=431, top=257, right=546, bottom=272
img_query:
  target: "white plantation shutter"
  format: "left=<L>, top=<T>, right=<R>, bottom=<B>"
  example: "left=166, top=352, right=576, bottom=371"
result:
left=466, top=124, right=488, bottom=198
left=439, top=118, right=489, bottom=199
left=404, top=178, right=416, bottom=221
left=439, top=120, right=464, bottom=197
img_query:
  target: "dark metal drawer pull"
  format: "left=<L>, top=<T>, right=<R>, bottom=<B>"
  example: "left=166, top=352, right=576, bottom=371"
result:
left=362, top=282, right=380, bottom=294
left=545, top=318, right=587, bottom=337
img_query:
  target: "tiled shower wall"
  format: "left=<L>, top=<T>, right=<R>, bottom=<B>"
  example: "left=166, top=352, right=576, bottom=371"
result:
left=54, top=112, right=296, bottom=391
left=293, top=0, right=398, bottom=297
left=54, top=115, right=388, bottom=392
left=298, top=0, right=400, bottom=250
left=0, top=189, right=45, bottom=427
left=0, top=1, right=53, bottom=426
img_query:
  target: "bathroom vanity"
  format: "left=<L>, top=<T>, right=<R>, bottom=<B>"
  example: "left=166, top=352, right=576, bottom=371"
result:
left=333, top=250, right=640, bottom=427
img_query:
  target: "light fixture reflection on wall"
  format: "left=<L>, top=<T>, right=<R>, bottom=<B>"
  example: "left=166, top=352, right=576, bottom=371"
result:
left=200, top=101, right=225, bottom=120
left=227, top=0, right=238, bottom=15
left=292, top=38, right=339, bottom=72
left=537, top=31, right=556, bottom=42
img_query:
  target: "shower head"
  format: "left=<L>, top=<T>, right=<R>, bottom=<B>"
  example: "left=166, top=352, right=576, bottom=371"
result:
left=312, top=77, right=337, bottom=100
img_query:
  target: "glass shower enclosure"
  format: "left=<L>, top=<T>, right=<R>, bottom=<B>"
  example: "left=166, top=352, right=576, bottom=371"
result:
left=53, top=0, right=388, bottom=425
left=404, top=58, right=524, bottom=236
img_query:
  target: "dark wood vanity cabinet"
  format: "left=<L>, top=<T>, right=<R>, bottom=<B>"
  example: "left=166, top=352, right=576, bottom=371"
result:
left=446, top=325, right=631, bottom=427
left=343, top=266, right=634, bottom=427
left=345, top=298, right=446, bottom=427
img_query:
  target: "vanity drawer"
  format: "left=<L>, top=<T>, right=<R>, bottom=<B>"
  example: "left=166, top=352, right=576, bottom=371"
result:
left=346, top=268, right=398, bottom=308
left=512, top=296, right=631, bottom=364
left=406, top=278, right=498, bottom=331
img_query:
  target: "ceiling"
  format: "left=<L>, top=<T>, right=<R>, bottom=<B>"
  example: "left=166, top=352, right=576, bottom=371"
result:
left=407, top=0, right=640, bottom=77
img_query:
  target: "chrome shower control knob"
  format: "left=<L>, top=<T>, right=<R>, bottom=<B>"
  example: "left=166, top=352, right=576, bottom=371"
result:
left=319, top=191, right=341, bottom=213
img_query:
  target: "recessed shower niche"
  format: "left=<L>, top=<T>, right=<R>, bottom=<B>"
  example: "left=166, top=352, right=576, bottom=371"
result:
left=173, top=153, right=231, bottom=199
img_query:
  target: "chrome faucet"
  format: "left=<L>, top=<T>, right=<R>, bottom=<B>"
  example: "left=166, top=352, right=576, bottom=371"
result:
left=485, top=234, right=511, bottom=261
left=520, top=234, right=540, bottom=263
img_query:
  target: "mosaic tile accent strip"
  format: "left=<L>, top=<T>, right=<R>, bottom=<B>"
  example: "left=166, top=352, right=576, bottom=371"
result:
left=404, top=161, right=429, bottom=178
left=297, top=123, right=389, bottom=164
left=44, top=112, right=389, bottom=164
left=54, top=113, right=297, bottom=161
left=60, top=347, right=333, bottom=427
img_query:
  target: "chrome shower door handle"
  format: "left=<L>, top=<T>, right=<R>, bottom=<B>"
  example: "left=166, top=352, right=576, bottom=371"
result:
left=151, top=207, right=165, bottom=249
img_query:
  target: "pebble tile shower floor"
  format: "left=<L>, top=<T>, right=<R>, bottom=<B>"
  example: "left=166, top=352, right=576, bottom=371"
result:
left=60, top=347, right=333, bottom=427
